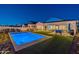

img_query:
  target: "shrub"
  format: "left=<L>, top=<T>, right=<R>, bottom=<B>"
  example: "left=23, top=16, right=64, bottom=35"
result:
left=34, top=31, right=53, bottom=36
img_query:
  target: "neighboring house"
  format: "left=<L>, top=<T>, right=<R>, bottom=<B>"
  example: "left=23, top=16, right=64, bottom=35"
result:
left=36, top=22, right=45, bottom=30
left=28, top=22, right=45, bottom=31
left=28, top=24, right=36, bottom=31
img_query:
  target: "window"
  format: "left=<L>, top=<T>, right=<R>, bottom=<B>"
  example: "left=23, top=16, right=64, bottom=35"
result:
left=47, top=25, right=52, bottom=30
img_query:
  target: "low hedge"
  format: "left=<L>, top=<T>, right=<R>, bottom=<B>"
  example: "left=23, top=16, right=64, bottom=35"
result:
left=34, top=31, right=53, bottom=36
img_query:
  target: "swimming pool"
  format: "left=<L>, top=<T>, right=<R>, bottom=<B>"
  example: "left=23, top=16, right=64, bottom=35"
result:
left=10, top=32, right=45, bottom=46
left=9, top=32, right=45, bottom=51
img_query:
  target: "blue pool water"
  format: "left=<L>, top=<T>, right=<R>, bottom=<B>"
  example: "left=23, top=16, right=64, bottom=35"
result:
left=10, top=32, right=45, bottom=45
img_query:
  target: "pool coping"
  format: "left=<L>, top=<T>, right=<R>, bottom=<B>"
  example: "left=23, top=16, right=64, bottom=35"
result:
left=8, top=32, right=48, bottom=52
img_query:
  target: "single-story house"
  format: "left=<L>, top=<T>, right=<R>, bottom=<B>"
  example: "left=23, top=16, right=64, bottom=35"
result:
left=45, top=20, right=79, bottom=35
left=27, top=19, right=79, bottom=35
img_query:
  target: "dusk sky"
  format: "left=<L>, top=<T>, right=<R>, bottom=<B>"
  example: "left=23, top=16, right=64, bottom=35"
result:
left=0, top=4, right=79, bottom=25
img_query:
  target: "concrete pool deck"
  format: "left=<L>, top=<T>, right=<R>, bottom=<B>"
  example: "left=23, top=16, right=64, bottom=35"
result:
left=8, top=32, right=49, bottom=52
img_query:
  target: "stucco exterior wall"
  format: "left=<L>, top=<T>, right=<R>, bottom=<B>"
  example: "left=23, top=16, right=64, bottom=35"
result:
left=27, top=21, right=77, bottom=35
left=36, top=22, right=45, bottom=30
left=45, top=21, right=77, bottom=35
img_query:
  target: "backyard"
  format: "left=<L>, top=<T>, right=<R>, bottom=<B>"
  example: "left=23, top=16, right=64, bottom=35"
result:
left=0, top=31, right=74, bottom=54
left=16, top=31, right=73, bottom=54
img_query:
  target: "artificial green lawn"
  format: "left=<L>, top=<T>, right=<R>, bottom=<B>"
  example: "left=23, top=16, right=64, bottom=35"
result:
left=32, top=31, right=73, bottom=53
left=43, top=35, right=73, bottom=53
left=19, top=34, right=73, bottom=54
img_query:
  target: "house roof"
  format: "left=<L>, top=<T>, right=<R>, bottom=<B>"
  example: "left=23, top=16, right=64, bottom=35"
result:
left=45, top=17, right=77, bottom=23
left=46, top=18, right=61, bottom=22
